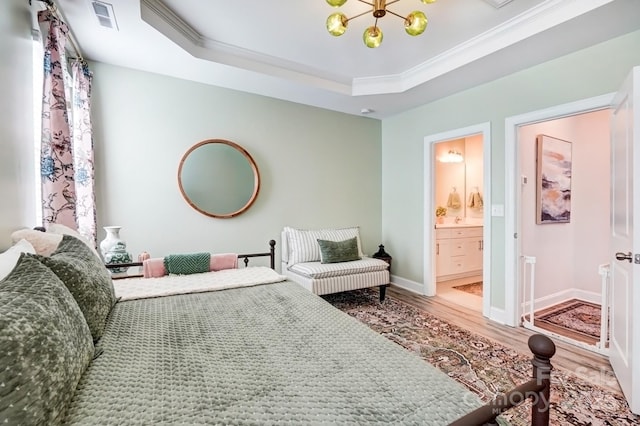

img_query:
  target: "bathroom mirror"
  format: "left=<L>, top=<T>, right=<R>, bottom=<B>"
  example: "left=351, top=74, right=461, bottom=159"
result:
left=436, top=161, right=466, bottom=216
left=178, top=139, right=260, bottom=218
left=434, top=135, right=484, bottom=222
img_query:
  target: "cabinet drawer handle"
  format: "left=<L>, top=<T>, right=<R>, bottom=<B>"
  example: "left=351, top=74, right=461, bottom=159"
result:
left=436, top=243, right=439, bottom=255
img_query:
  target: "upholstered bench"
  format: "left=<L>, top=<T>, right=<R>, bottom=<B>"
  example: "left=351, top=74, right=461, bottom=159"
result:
left=281, top=227, right=390, bottom=301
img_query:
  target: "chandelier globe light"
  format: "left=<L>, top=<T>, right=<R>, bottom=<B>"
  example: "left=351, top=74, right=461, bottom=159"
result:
left=325, top=0, right=436, bottom=48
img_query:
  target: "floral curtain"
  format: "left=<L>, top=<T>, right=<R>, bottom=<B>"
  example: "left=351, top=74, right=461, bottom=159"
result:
left=71, top=60, right=96, bottom=242
left=39, top=9, right=96, bottom=242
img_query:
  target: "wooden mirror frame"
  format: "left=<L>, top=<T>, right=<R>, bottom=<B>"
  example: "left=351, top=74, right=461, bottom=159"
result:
left=177, top=139, right=260, bottom=219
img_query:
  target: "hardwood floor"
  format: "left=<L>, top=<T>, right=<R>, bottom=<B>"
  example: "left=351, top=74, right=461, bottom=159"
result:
left=387, top=284, right=622, bottom=396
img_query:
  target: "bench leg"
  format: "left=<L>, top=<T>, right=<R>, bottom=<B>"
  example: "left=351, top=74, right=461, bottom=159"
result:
left=379, top=284, right=387, bottom=302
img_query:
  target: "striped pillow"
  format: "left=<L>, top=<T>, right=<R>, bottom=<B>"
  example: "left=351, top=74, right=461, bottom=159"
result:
left=285, top=226, right=363, bottom=266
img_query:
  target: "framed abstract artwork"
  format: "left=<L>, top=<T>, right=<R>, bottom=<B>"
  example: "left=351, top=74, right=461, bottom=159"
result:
left=536, top=134, right=572, bottom=224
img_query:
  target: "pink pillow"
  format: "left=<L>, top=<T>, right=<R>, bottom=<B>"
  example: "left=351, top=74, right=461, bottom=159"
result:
left=10, top=229, right=62, bottom=256
left=47, top=224, right=101, bottom=261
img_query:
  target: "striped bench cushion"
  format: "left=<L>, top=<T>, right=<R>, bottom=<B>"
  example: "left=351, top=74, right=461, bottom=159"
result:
left=288, top=257, right=388, bottom=279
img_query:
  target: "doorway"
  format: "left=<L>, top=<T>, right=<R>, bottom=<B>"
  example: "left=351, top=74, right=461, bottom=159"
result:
left=505, top=67, right=640, bottom=415
left=423, top=122, right=492, bottom=319
left=504, top=94, right=615, bottom=329
left=516, top=109, right=611, bottom=354
left=433, top=136, right=484, bottom=311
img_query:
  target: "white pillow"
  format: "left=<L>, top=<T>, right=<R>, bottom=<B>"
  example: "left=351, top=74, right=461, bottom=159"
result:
left=47, top=223, right=101, bottom=261
left=285, top=226, right=363, bottom=266
left=0, top=239, right=36, bottom=281
left=11, top=228, right=62, bottom=256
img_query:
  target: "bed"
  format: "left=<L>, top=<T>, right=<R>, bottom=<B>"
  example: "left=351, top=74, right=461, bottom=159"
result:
left=0, top=235, right=555, bottom=425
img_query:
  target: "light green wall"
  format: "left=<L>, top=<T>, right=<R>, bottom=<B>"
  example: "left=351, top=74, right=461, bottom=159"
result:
left=91, top=62, right=382, bottom=265
left=0, top=0, right=38, bottom=250
left=381, top=29, right=640, bottom=309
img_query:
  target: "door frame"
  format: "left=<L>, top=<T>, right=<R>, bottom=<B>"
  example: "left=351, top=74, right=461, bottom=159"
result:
left=423, top=122, right=492, bottom=318
left=504, top=93, right=615, bottom=327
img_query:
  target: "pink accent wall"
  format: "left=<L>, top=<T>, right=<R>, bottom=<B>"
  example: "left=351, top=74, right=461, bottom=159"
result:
left=519, top=109, right=611, bottom=301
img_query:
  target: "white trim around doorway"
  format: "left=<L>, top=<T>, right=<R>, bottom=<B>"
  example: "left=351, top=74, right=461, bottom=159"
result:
left=423, top=122, right=492, bottom=319
left=503, top=93, right=615, bottom=327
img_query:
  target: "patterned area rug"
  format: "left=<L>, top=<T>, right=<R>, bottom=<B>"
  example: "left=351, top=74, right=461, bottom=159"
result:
left=453, top=281, right=483, bottom=296
left=536, top=300, right=601, bottom=340
left=323, top=289, right=637, bottom=426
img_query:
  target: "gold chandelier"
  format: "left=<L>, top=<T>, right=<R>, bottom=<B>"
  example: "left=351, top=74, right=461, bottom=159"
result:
left=326, top=0, right=436, bottom=48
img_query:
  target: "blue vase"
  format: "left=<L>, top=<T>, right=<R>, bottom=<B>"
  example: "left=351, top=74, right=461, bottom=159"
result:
left=104, top=241, right=132, bottom=273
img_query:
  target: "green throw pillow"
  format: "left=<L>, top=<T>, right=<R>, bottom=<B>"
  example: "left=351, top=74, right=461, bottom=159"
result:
left=0, top=254, right=94, bottom=425
left=164, top=252, right=211, bottom=275
left=33, top=234, right=116, bottom=341
left=317, top=237, right=361, bottom=264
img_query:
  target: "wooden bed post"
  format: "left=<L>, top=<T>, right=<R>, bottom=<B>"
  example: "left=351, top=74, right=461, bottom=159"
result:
left=449, top=333, right=555, bottom=426
left=529, top=334, right=556, bottom=426
left=269, top=239, right=276, bottom=270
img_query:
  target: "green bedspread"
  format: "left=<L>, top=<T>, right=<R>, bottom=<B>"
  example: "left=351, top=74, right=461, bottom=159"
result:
left=64, top=281, right=482, bottom=425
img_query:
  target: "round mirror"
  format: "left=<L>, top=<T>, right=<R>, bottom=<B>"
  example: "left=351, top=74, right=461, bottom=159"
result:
left=178, top=139, right=260, bottom=218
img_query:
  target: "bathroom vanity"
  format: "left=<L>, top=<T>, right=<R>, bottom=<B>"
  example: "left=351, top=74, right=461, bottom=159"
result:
left=435, top=224, right=483, bottom=281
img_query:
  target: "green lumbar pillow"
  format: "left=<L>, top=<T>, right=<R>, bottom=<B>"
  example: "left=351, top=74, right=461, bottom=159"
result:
left=317, top=237, right=361, bottom=264
left=164, top=252, right=211, bottom=275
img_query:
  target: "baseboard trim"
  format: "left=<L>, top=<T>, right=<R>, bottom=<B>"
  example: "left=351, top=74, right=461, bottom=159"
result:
left=521, top=288, right=602, bottom=313
left=436, top=269, right=483, bottom=283
left=489, top=307, right=511, bottom=326
left=390, top=275, right=424, bottom=295
left=392, top=275, right=514, bottom=326
left=572, top=289, right=601, bottom=305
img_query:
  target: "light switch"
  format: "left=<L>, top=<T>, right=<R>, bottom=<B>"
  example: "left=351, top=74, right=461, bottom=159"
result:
left=491, top=205, right=504, bottom=216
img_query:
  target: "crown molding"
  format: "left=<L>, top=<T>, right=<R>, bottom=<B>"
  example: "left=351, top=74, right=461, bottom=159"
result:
left=140, top=0, right=615, bottom=97
left=140, top=0, right=352, bottom=94
left=352, top=0, right=616, bottom=95
left=483, top=0, right=514, bottom=8
left=141, top=0, right=201, bottom=46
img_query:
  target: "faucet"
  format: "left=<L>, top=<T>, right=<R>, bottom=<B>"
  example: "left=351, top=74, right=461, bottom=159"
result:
left=455, top=216, right=462, bottom=224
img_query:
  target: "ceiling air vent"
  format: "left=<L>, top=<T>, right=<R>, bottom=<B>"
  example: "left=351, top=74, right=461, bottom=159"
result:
left=483, top=0, right=514, bottom=8
left=91, top=1, right=118, bottom=30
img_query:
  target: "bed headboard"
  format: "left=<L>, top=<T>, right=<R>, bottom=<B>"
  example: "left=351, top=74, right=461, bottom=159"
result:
left=238, top=240, right=276, bottom=269
left=32, top=227, right=276, bottom=271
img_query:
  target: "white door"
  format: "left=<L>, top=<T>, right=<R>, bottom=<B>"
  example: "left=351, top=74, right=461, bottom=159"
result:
left=610, top=66, right=640, bottom=414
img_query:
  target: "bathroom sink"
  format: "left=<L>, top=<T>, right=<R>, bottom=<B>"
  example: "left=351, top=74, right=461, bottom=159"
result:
left=435, top=219, right=483, bottom=228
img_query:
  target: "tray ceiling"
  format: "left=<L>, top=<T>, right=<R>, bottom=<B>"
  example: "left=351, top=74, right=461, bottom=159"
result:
left=53, top=0, right=640, bottom=118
